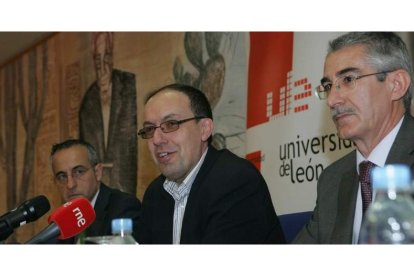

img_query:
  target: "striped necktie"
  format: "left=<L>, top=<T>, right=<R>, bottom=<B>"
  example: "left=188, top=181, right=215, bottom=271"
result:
left=359, top=161, right=376, bottom=214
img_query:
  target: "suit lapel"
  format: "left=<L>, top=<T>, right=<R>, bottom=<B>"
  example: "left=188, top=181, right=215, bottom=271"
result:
left=386, top=114, right=414, bottom=166
left=331, top=165, right=358, bottom=243
left=86, top=184, right=111, bottom=237
left=180, top=147, right=219, bottom=241
left=184, top=147, right=219, bottom=208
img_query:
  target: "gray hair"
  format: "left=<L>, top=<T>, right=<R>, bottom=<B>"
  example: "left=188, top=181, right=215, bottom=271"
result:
left=50, top=139, right=100, bottom=166
left=328, top=32, right=413, bottom=111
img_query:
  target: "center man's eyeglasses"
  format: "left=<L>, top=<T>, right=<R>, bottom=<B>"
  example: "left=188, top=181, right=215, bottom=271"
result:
left=137, top=116, right=207, bottom=139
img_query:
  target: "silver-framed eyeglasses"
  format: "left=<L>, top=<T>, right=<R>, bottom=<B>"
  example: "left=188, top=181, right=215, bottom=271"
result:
left=315, top=71, right=392, bottom=100
left=54, top=166, right=93, bottom=185
left=137, top=116, right=207, bottom=139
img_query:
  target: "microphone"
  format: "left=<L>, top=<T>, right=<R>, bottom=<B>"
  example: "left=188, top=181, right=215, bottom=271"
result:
left=25, top=197, right=96, bottom=244
left=0, top=195, right=50, bottom=241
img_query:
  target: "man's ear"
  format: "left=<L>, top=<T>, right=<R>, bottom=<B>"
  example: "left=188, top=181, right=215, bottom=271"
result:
left=390, top=69, right=411, bottom=101
left=200, top=118, right=214, bottom=142
left=94, top=163, right=103, bottom=182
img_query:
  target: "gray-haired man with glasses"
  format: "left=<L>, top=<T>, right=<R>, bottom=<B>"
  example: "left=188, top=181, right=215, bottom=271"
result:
left=136, top=83, right=285, bottom=244
left=49, top=139, right=141, bottom=244
left=295, top=32, right=414, bottom=244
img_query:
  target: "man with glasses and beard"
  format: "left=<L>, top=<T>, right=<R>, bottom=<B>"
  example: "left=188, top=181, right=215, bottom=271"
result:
left=136, top=83, right=285, bottom=244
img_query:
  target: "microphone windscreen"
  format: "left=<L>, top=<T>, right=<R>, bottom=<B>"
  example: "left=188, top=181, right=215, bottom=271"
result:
left=48, top=197, right=96, bottom=239
left=23, top=195, right=50, bottom=222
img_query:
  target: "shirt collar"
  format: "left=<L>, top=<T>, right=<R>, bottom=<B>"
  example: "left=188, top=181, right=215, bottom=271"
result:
left=164, top=148, right=209, bottom=201
left=356, top=115, right=404, bottom=171
left=90, top=187, right=100, bottom=207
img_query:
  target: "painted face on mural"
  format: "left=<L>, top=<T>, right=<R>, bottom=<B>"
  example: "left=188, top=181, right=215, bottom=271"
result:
left=94, top=33, right=113, bottom=91
left=143, top=90, right=213, bottom=183
left=51, top=145, right=102, bottom=202
left=324, top=44, right=404, bottom=154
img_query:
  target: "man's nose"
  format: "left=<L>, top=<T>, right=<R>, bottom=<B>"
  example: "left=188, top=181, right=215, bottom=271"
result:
left=66, top=174, right=77, bottom=189
left=151, top=127, right=167, bottom=145
left=327, top=84, right=343, bottom=108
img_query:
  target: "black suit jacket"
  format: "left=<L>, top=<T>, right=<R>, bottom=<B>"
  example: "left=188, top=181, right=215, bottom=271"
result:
left=137, top=147, right=286, bottom=244
left=53, top=183, right=141, bottom=244
left=294, top=114, right=414, bottom=244
left=86, top=183, right=141, bottom=238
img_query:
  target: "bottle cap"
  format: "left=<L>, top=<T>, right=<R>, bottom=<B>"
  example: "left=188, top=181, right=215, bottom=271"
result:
left=111, top=218, right=133, bottom=234
left=372, top=164, right=412, bottom=190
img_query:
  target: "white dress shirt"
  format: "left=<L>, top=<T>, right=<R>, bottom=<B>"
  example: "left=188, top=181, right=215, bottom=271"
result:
left=163, top=149, right=208, bottom=244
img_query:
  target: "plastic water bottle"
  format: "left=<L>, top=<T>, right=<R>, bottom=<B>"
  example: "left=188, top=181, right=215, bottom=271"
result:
left=359, top=164, right=414, bottom=244
left=110, top=218, right=138, bottom=244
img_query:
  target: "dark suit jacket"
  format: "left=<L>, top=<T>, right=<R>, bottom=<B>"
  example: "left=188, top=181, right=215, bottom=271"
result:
left=79, top=69, right=138, bottom=195
left=53, top=183, right=141, bottom=244
left=86, top=183, right=141, bottom=238
left=137, top=147, right=286, bottom=244
left=294, top=114, right=414, bottom=244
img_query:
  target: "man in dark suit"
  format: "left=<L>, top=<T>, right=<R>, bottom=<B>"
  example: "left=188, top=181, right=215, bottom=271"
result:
left=136, top=83, right=285, bottom=244
left=294, top=32, right=414, bottom=244
left=79, top=32, right=137, bottom=195
left=50, top=139, right=141, bottom=243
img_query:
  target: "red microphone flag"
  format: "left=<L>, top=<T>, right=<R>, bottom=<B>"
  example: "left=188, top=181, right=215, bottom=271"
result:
left=48, top=197, right=96, bottom=239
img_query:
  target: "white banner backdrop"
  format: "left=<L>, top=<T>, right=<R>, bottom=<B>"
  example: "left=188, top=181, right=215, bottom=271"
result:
left=246, top=32, right=354, bottom=215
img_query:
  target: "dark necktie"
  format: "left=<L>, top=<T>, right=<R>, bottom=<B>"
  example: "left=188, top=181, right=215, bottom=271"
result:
left=359, top=161, right=376, bottom=214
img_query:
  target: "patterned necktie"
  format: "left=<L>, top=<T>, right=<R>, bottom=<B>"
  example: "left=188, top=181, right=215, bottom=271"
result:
left=359, top=161, right=376, bottom=214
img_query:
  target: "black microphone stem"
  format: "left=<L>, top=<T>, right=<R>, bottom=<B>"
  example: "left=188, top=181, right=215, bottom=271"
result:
left=25, top=223, right=60, bottom=244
